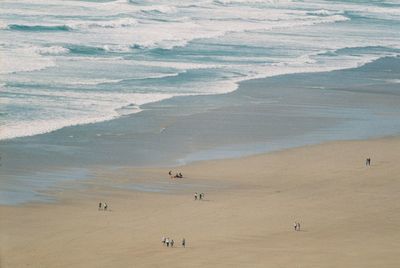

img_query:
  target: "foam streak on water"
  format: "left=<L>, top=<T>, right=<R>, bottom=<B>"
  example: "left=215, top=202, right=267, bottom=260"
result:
left=0, top=0, right=399, bottom=140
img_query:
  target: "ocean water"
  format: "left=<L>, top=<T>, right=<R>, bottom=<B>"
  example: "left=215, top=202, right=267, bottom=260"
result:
left=1, top=0, right=400, bottom=140
left=1, top=0, right=400, bottom=205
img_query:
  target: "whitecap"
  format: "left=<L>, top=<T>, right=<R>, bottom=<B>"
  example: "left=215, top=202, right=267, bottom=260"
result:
left=0, top=47, right=55, bottom=75
left=141, top=5, right=177, bottom=14
left=0, top=21, right=8, bottom=30
left=307, top=9, right=339, bottom=16
left=68, top=18, right=138, bottom=30
left=34, top=46, right=70, bottom=55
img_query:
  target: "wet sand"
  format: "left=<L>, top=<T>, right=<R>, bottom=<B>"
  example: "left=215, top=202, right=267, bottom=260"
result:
left=1, top=137, right=400, bottom=267
left=2, top=57, right=400, bottom=205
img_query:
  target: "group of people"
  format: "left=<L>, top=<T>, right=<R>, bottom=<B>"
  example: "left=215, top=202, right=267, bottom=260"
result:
left=98, top=202, right=108, bottom=211
left=194, top=192, right=204, bottom=200
left=161, top=237, right=186, bottom=248
left=169, top=170, right=183, bottom=179
left=293, top=221, right=301, bottom=231
left=366, top=157, right=372, bottom=166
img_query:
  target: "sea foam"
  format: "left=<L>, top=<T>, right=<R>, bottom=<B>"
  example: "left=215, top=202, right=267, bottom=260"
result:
left=1, top=0, right=399, bottom=141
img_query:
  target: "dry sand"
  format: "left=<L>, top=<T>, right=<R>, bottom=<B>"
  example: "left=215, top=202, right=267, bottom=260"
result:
left=1, top=137, right=400, bottom=267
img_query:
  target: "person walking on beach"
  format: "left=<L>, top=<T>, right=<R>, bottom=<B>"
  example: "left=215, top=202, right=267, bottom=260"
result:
left=194, top=192, right=198, bottom=200
left=98, top=202, right=102, bottom=210
left=366, top=158, right=371, bottom=166
left=166, top=238, right=170, bottom=247
left=171, top=239, right=174, bottom=247
left=182, top=238, right=186, bottom=248
left=162, top=237, right=166, bottom=245
left=104, top=203, right=108, bottom=211
left=294, top=222, right=297, bottom=231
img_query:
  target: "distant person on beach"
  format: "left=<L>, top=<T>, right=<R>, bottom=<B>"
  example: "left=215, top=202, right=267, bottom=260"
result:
left=297, top=222, right=301, bottom=231
left=173, top=172, right=183, bottom=178
left=169, top=170, right=172, bottom=177
left=98, top=202, right=102, bottom=210
left=194, top=192, right=198, bottom=200
left=171, top=239, right=174, bottom=247
left=104, top=203, right=108, bottom=211
left=162, top=237, right=166, bottom=245
left=166, top=238, right=170, bottom=247
left=366, top=158, right=371, bottom=166
left=182, top=238, right=186, bottom=248
left=294, top=222, right=297, bottom=231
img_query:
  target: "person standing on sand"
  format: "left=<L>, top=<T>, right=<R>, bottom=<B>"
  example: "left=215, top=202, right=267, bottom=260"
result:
left=182, top=238, right=186, bottom=248
left=171, top=239, right=174, bottom=247
left=104, top=203, right=108, bottom=211
left=166, top=238, right=170, bottom=247
left=194, top=192, right=198, bottom=200
left=162, top=237, right=166, bottom=245
left=294, top=222, right=297, bottom=231
left=98, top=202, right=102, bottom=210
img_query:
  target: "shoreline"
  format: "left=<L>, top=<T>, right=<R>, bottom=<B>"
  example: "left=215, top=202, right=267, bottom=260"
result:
left=1, top=136, right=400, bottom=267
left=3, top=134, right=400, bottom=206
left=1, top=56, right=400, bottom=205
left=0, top=134, right=398, bottom=208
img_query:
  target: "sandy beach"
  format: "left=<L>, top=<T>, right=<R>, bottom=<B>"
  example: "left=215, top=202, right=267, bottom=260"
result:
left=1, top=137, right=400, bottom=267
left=2, top=1, right=400, bottom=267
